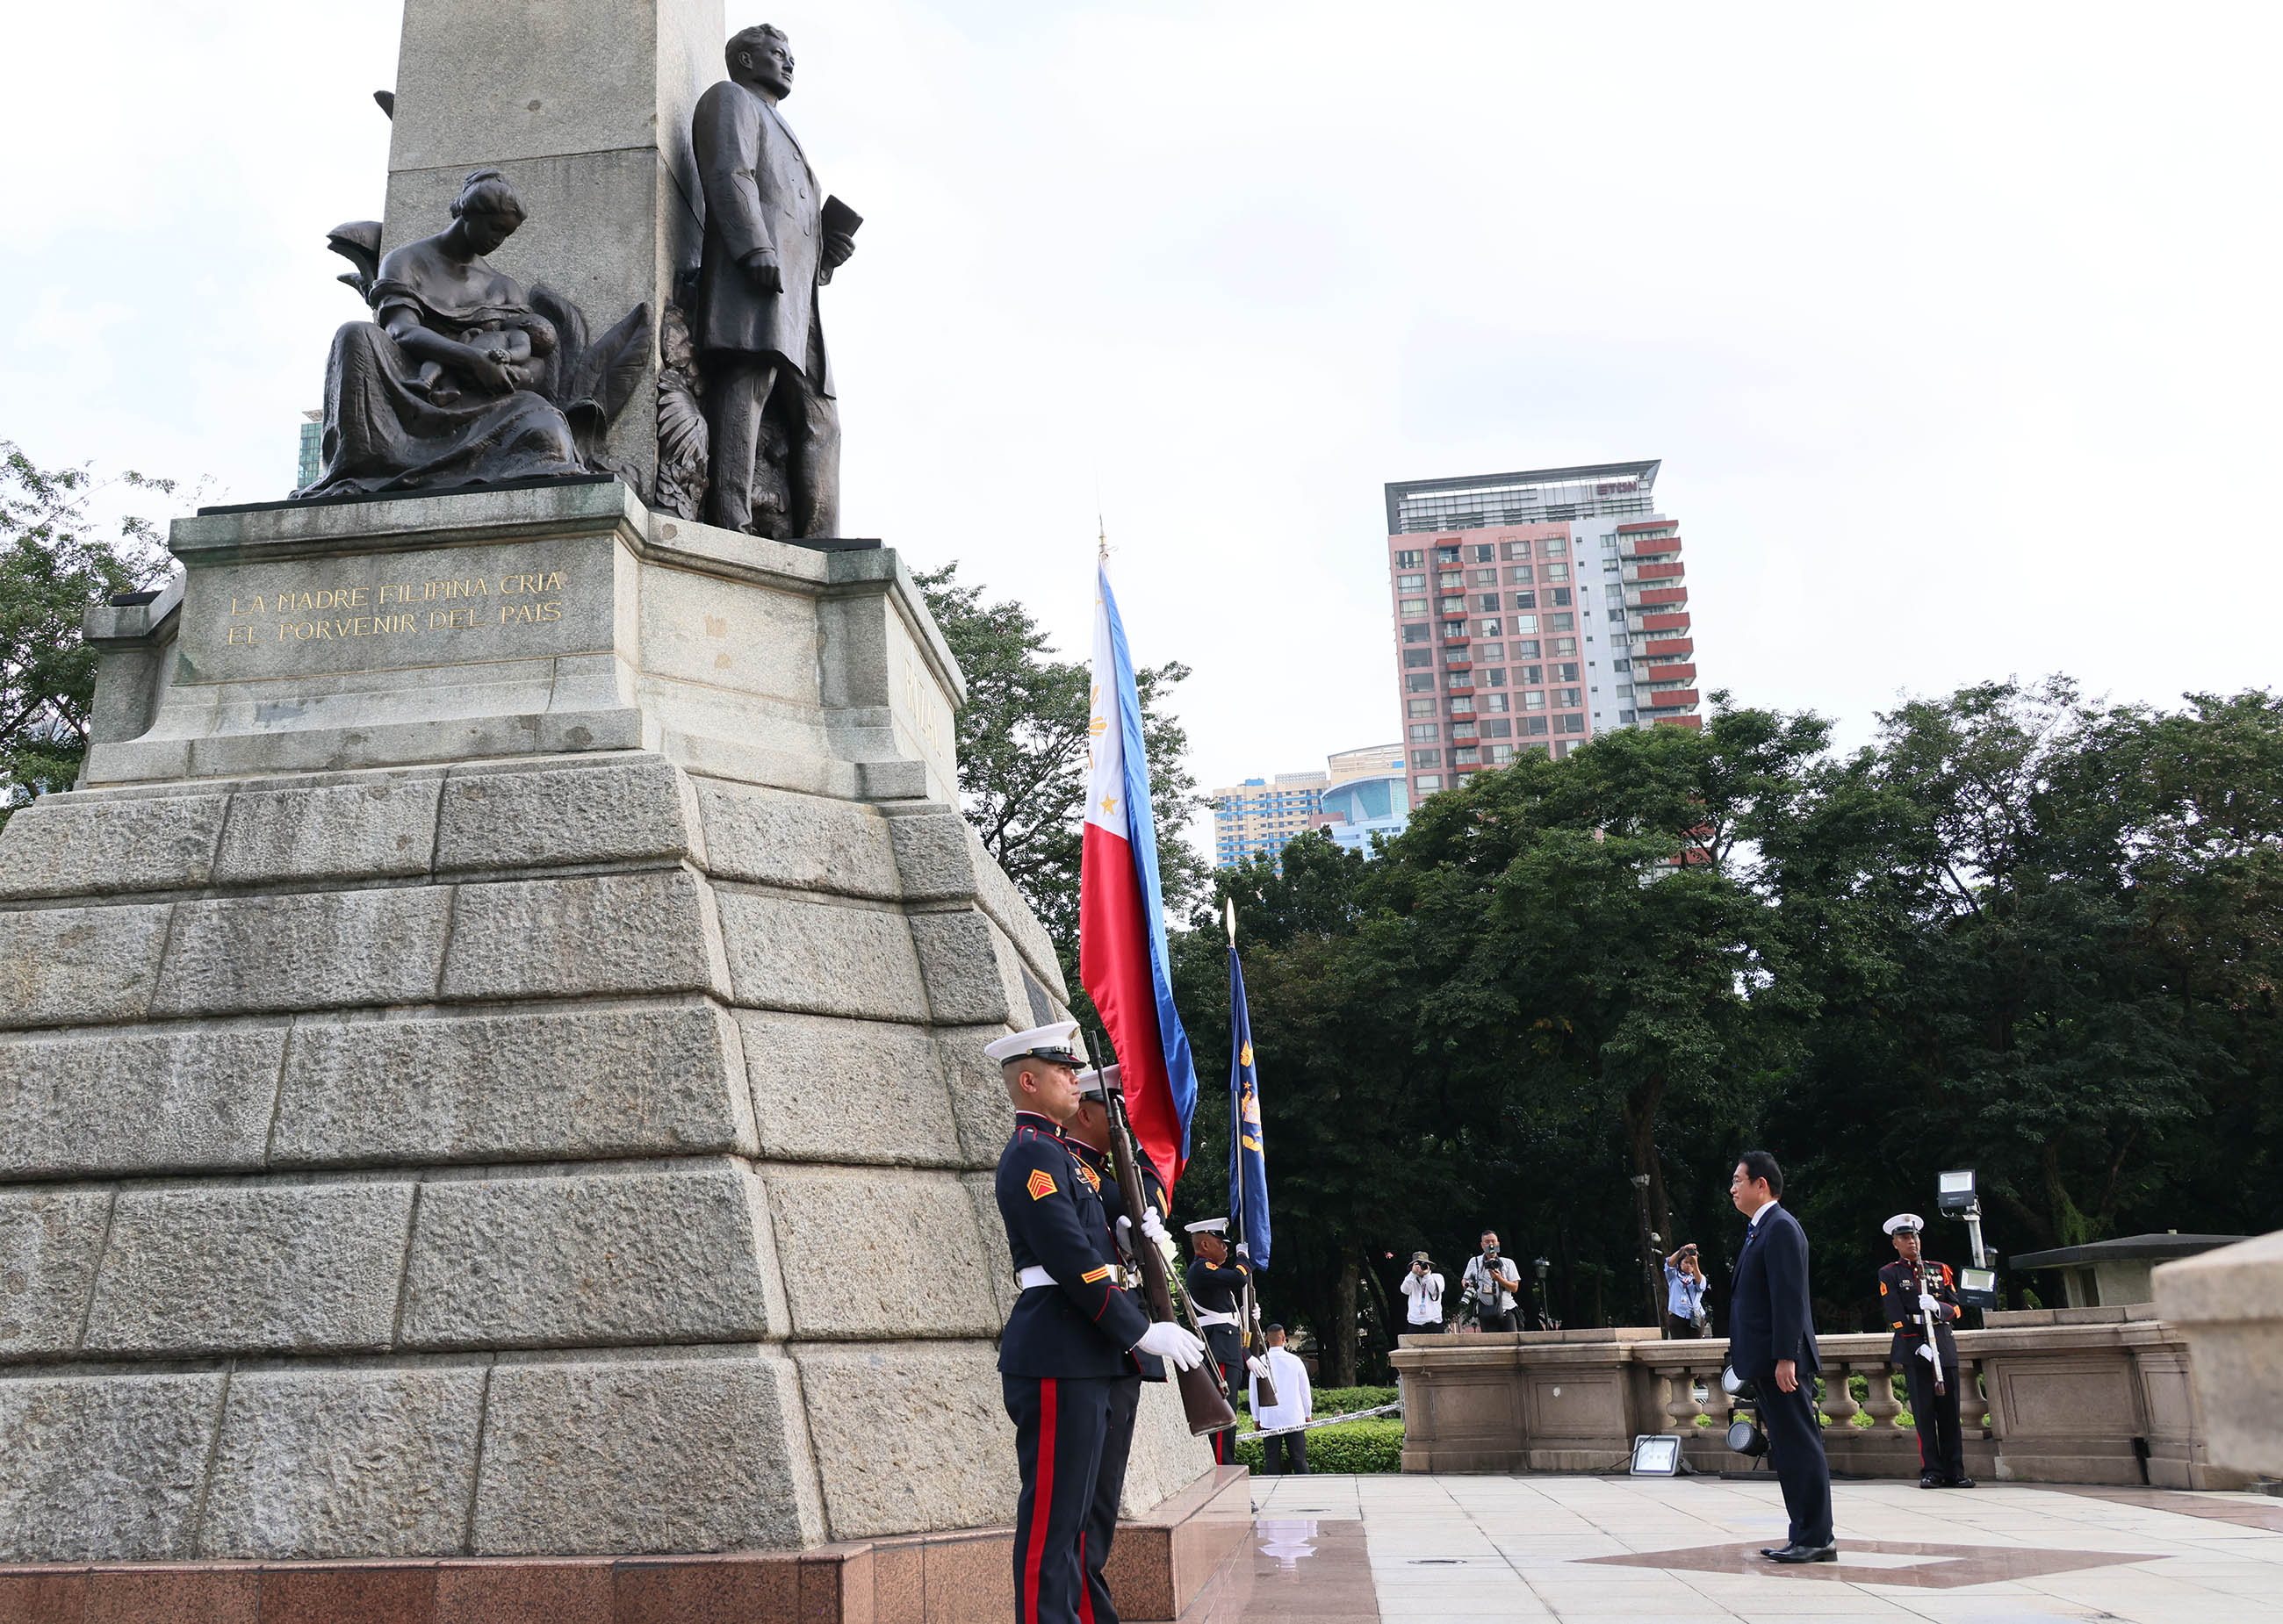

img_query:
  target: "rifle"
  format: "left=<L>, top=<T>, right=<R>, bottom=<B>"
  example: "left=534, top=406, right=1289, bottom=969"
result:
left=1099, top=1054, right=1236, bottom=1437
left=1235, top=1232, right=1279, bottom=1410
left=1912, top=1256, right=1948, bottom=1398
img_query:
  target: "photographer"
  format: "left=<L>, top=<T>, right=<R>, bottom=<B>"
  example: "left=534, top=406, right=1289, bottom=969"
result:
left=1665, top=1243, right=1711, bottom=1338
left=1400, top=1252, right=1445, bottom=1331
left=1461, top=1231, right=1522, bottom=1332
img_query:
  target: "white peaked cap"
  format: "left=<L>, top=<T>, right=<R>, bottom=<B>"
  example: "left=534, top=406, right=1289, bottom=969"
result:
left=1185, top=1218, right=1228, bottom=1235
left=983, top=1021, right=1086, bottom=1066
left=1883, top=1212, right=1927, bottom=1236
left=1074, top=1063, right=1120, bottom=1101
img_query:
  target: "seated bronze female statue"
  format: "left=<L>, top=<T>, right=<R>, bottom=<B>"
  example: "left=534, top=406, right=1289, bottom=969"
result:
left=299, top=169, right=647, bottom=499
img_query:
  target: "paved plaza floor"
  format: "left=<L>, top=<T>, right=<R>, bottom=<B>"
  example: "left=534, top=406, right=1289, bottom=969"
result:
left=1193, top=1474, right=2283, bottom=1622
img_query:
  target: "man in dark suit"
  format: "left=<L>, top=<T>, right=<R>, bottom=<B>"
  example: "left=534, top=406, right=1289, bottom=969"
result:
left=1727, top=1150, right=1835, bottom=1563
left=691, top=25, right=854, bottom=537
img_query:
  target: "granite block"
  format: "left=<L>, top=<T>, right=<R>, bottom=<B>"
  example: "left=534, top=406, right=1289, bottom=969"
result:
left=0, top=793, right=227, bottom=899
left=609, top=1555, right=799, bottom=1624
left=736, top=1011, right=960, bottom=1167
left=0, top=903, right=172, bottom=1031
left=933, top=1031, right=1018, bottom=1168
left=0, top=1374, right=224, bottom=1561
left=960, top=1172, right=1019, bottom=1326
left=199, top=1368, right=486, bottom=1558
left=0, top=1024, right=285, bottom=1181
left=258, top=1565, right=437, bottom=1624
left=695, top=780, right=900, bottom=899
left=472, top=1355, right=825, bottom=1555
left=435, top=1559, right=613, bottom=1624
left=881, top=813, right=973, bottom=902
left=149, top=891, right=450, bottom=1017
left=271, top=1003, right=749, bottom=1168
left=83, top=1184, right=414, bottom=1356
left=764, top=1168, right=997, bottom=1340
left=788, top=1342, right=1016, bottom=1540
left=439, top=871, right=725, bottom=1002
left=905, top=913, right=1023, bottom=1027
left=0, top=1570, right=87, bottom=1623
left=400, top=1164, right=781, bottom=1349
left=715, top=892, right=927, bottom=1022
left=435, top=758, right=692, bottom=873
left=83, top=1567, right=263, bottom=1624
left=0, top=1189, right=112, bottom=1358
left=211, top=776, right=442, bottom=885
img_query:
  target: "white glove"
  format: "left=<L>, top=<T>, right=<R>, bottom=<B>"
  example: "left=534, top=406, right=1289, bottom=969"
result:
left=1917, top=1293, right=1941, bottom=1318
left=1134, top=1321, right=1207, bottom=1371
left=1247, top=1355, right=1271, bottom=1379
left=1236, top=1240, right=1251, bottom=1260
left=1115, top=1216, right=1134, bottom=1253
left=1917, top=1341, right=1939, bottom=1364
left=1140, top=1208, right=1170, bottom=1246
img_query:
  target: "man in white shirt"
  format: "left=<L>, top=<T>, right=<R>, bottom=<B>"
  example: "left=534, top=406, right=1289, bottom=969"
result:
left=1400, top=1252, right=1446, bottom=1329
left=1249, top=1324, right=1314, bottom=1474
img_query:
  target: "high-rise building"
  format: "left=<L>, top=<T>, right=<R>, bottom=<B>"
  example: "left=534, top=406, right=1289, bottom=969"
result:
left=1383, top=460, right=1698, bottom=804
left=296, top=409, right=324, bottom=492
left=1211, top=743, right=1410, bottom=867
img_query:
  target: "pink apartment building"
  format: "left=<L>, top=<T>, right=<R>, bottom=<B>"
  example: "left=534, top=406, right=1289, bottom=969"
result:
left=1384, top=460, right=1700, bottom=804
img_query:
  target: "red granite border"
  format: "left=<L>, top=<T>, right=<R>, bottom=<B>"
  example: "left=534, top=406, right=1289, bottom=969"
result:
left=0, top=1466, right=1250, bottom=1624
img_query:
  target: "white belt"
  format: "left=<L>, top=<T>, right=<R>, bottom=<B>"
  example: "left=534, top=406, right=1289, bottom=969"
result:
left=1017, top=1266, right=1055, bottom=1290
left=1193, top=1310, right=1239, bottom=1328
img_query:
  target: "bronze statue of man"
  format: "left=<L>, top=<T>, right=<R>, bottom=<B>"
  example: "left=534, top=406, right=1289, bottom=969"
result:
left=692, top=24, right=854, bottom=537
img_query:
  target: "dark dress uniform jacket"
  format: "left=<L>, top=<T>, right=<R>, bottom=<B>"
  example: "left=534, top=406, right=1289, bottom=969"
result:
left=1073, top=1138, right=1169, bottom=1383
left=1880, top=1259, right=1963, bottom=1368
left=1728, top=1204, right=1822, bottom=1380
left=1185, top=1255, right=1250, bottom=1369
left=996, top=1113, right=1151, bottom=1378
left=690, top=78, right=832, bottom=390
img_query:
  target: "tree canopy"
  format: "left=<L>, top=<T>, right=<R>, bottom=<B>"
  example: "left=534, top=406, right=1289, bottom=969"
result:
left=1, top=442, right=174, bottom=825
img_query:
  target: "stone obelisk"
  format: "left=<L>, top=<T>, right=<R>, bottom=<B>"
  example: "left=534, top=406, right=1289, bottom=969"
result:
left=378, top=0, right=722, bottom=496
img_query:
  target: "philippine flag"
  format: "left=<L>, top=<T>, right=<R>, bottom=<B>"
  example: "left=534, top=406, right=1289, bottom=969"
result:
left=1079, top=556, right=1200, bottom=1187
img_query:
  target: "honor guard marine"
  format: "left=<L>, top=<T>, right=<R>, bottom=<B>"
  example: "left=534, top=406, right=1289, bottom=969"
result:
left=1062, top=1064, right=1175, bottom=1624
left=1183, top=1218, right=1250, bottom=1464
left=1879, top=1212, right=1975, bottom=1489
left=987, top=1024, right=1205, bottom=1624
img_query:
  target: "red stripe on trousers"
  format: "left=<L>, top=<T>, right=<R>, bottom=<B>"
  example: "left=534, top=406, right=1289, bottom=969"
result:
left=1077, top=1530, right=1096, bottom=1624
left=1023, top=1378, right=1058, bottom=1624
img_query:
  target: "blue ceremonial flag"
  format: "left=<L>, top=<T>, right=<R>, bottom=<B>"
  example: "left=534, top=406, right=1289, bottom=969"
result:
left=1226, top=903, right=1271, bottom=1269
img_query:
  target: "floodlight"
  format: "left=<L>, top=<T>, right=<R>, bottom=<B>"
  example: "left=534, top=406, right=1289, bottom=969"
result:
left=1724, top=1417, right=1768, bottom=1457
left=1937, top=1169, right=1977, bottom=1217
left=1956, top=1267, right=1999, bottom=1310
left=1630, top=1434, right=1684, bottom=1477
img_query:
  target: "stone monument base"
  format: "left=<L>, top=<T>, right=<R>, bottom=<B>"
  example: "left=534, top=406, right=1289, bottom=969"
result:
left=0, top=1464, right=1251, bottom=1624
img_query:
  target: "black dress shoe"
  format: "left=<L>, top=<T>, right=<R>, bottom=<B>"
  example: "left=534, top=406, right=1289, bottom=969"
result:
left=1919, top=1472, right=1942, bottom=1489
left=1763, top=1541, right=1838, bottom=1563
left=1942, top=1476, right=1977, bottom=1488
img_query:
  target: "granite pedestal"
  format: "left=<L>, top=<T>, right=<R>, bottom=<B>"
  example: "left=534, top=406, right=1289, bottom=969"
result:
left=0, top=481, right=1214, bottom=1611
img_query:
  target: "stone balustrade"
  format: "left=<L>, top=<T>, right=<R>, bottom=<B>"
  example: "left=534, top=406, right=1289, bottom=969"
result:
left=1392, top=1304, right=2250, bottom=1490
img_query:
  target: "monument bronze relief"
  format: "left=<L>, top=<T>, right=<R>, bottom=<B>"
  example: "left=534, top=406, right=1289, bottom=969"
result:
left=691, top=24, right=858, bottom=538
left=296, top=169, right=651, bottom=500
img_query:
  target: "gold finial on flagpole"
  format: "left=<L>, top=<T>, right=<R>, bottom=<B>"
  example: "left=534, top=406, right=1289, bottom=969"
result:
left=1098, top=513, right=1110, bottom=564
left=1224, top=896, right=1237, bottom=949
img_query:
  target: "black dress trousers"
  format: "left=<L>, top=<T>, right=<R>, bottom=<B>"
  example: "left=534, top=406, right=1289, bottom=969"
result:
left=1080, top=1374, right=1144, bottom=1624
left=1901, top=1354, right=1967, bottom=1482
left=1757, top=1380, right=1833, bottom=1549
left=1005, top=1373, right=1115, bottom=1624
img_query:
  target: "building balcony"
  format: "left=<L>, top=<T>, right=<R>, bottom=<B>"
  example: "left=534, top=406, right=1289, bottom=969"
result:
left=1635, top=561, right=1684, bottom=582
left=1640, top=612, right=1690, bottom=633
left=1642, top=662, right=1696, bottom=685
left=1617, top=534, right=1682, bottom=559
left=1641, top=636, right=1693, bottom=659
left=1653, top=713, right=1704, bottom=730
left=1637, top=586, right=1688, bottom=607
left=1644, top=689, right=1701, bottom=710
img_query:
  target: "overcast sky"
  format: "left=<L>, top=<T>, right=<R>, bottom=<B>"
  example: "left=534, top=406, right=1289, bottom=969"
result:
left=4, top=3, right=2278, bottom=849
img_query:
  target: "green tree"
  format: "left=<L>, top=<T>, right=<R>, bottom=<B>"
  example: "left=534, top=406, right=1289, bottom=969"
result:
left=1, top=442, right=174, bottom=825
left=911, top=560, right=1204, bottom=972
